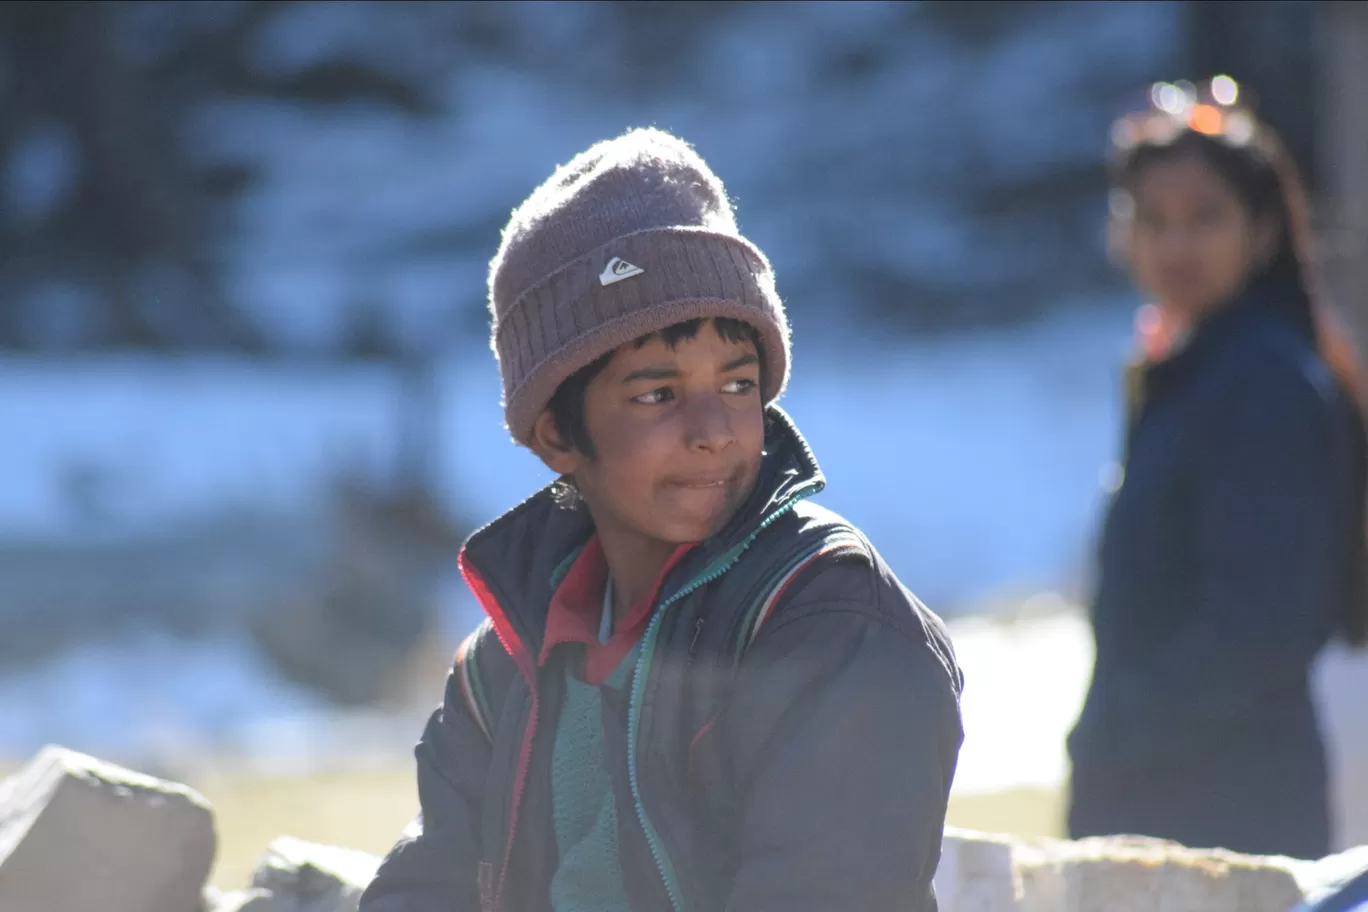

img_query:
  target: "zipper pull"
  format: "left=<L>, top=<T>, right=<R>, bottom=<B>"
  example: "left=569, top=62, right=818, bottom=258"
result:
left=688, top=618, right=705, bottom=657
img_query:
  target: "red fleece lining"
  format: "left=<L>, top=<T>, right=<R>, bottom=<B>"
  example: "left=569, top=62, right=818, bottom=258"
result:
left=540, top=536, right=695, bottom=685
left=457, top=548, right=536, bottom=912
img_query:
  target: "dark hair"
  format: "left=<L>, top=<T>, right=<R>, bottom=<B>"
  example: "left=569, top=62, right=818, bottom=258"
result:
left=1112, top=81, right=1368, bottom=646
left=546, top=316, right=764, bottom=462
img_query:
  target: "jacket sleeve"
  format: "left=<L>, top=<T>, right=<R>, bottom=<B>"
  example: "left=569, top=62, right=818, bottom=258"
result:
left=1084, top=354, right=1344, bottom=765
left=716, top=596, right=964, bottom=912
left=359, top=629, right=496, bottom=912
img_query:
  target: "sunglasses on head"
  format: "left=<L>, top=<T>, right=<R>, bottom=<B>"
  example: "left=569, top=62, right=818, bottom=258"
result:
left=1112, top=76, right=1259, bottom=151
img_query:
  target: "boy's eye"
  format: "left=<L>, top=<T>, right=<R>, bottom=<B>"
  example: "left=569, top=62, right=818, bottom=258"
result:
left=633, top=388, right=675, bottom=405
left=723, top=378, right=758, bottom=394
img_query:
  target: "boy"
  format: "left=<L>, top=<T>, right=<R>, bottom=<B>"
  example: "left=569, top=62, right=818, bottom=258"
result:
left=360, top=128, right=964, bottom=912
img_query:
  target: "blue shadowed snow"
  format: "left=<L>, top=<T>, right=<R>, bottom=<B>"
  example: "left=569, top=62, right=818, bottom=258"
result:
left=0, top=301, right=1135, bottom=607
left=0, top=303, right=1137, bottom=769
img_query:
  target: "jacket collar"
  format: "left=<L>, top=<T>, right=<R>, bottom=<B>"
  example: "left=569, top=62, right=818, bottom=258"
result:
left=1140, top=275, right=1313, bottom=403
left=458, top=404, right=825, bottom=660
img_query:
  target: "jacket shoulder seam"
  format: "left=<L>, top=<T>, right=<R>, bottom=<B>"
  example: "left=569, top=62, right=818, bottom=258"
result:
left=454, top=621, right=498, bottom=743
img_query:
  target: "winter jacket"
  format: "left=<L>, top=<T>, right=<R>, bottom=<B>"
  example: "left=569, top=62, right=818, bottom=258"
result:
left=1068, top=278, right=1366, bottom=859
left=360, top=406, right=965, bottom=912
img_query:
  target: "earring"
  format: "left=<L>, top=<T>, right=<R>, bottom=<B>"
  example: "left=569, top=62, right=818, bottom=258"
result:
left=550, top=476, right=583, bottom=510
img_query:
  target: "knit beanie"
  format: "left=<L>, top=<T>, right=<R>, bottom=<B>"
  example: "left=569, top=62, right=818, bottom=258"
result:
left=488, top=127, right=790, bottom=446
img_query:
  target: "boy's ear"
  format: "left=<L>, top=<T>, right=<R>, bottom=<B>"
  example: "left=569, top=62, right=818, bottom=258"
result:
left=528, top=410, right=581, bottom=476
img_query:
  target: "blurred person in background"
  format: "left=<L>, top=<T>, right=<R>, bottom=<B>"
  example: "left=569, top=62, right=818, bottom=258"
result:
left=1066, top=77, right=1368, bottom=860
left=360, top=128, right=964, bottom=912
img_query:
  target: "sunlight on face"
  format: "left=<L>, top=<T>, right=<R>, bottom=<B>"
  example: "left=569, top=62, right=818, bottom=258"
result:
left=1124, top=154, right=1272, bottom=323
left=550, top=321, right=766, bottom=549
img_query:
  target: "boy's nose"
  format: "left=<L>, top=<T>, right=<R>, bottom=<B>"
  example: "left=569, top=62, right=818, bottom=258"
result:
left=685, top=395, right=736, bottom=452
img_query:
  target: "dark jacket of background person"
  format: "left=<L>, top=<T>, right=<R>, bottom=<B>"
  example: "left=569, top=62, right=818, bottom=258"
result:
left=359, top=410, right=965, bottom=912
left=1067, top=275, right=1367, bottom=860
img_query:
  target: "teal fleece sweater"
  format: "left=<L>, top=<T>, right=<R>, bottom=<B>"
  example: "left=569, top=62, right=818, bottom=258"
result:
left=548, top=647, right=639, bottom=912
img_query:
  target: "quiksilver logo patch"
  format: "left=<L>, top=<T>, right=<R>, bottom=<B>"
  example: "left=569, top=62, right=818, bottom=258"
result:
left=599, top=257, right=645, bottom=286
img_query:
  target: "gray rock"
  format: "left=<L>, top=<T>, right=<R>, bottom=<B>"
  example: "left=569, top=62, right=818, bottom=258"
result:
left=208, top=887, right=285, bottom=912
left=0, top=744, right=217, bottom=912
left=249, top=836, right=382, bottom=912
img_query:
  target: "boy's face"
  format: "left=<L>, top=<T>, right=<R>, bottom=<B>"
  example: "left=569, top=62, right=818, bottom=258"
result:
left=533, top=321, right=765, bottom=546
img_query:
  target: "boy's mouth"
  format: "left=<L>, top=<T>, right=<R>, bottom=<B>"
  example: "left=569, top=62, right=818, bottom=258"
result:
left=656, top=464, right=760, bottom=539
left=667, top=474, right=731, bottom=489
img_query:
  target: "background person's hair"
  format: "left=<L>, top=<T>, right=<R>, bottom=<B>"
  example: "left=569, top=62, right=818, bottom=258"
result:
left=1109, top=78, right=1368, bottom=646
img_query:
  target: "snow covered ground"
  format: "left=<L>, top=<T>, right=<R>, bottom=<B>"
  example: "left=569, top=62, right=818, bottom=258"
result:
left=7, top=595, right=1364, bottom=849
left=0, top=302, right=1134, bottom=766
left=5, top=300, right=1362, bottom=845
left=0, top=301, right=1135, bottom=599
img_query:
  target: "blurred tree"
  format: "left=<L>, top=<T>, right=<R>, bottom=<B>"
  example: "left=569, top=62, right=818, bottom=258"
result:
left=0, top=0, right=444, bottom=356
left=0, top=0, right=1325, bottom=348
left=0, top=1, right=252, bottom=351
left=871, top=0, right=1179, bottom=329
left=0, top=0, right=462, bottom=543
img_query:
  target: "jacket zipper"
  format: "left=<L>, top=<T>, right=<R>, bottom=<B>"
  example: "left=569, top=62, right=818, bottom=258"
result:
left=625, top=482, right=822, bottom=912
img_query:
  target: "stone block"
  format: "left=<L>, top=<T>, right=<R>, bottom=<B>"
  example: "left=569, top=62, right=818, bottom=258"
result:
left=1025, top=835, right=1304, bottom=912
left=249, top=836, right=381, bottom=912
left=207, top=888, right=286, bottom=912
left=937, top=829, right=1022, bottom=911
left=0, top=744, right=217, bottom=912
left=937, top=828, right=1311, bottom=912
